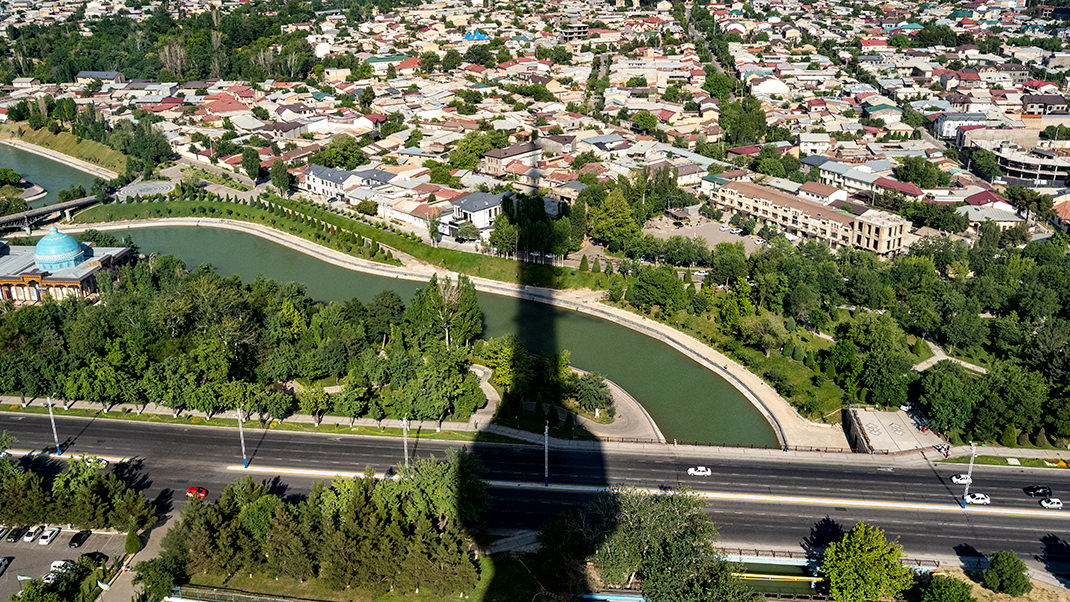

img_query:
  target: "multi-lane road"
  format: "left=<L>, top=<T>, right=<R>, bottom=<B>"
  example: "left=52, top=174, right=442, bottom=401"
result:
left=2, top=413, right=1070, bottom=567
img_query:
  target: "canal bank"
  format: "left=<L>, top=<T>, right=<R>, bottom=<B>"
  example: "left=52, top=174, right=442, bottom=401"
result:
left=0, top=138, right=119, bottom=180
left=0, top=141, right=100, bottom=208
left=57, top=217, right=847, bottom=449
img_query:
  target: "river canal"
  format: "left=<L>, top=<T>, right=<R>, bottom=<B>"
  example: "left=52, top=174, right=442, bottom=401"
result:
left=113, top=226, right=778, bottom=446
left=0, top=143, right=98, bottom=208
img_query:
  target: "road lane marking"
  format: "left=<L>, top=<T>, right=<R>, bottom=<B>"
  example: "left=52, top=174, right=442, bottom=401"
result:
left=7, top=449, right=128, bottom=463
left=228, top=465, right=1070, bottom=520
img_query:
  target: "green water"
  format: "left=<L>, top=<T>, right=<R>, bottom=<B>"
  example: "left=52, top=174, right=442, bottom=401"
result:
left=114, top=226, right=778, bottom=445
left=0, top=144, right=98, bottom=208
left=740, top=563, right=820, bottom=595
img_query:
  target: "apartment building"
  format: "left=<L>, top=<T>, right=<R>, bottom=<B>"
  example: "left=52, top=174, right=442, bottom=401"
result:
left=713, top=181, right=908, bottom=255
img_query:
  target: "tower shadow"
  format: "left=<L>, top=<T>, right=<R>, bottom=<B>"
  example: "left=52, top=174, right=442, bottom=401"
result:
left=465, top=190, right=609, bottom=599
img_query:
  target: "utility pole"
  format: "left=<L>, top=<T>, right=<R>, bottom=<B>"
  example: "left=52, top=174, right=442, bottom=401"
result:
left=402, top=414, right=410, bottom=470
left=237, top=404, right=248, bottom=468
left=46, top=396, right=61, bottom=456
left=961, top=441, right=978, bottom=508
left=544, top=421, right=549, bottom=487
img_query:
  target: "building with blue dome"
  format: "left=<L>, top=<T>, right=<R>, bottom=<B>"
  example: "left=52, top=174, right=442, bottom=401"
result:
left=0, top=227, right=130, bottom=305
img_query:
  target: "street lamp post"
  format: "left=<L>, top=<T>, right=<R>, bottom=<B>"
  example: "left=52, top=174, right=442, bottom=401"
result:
left=402, top=414, right=410, bottom=470
left=237, top=405, right=249, bottom=468
left=961, top=441, right=978, bottom=508
left=46, top=396, right=61, bottom=456
left=544, top=421, right=549, bottom=487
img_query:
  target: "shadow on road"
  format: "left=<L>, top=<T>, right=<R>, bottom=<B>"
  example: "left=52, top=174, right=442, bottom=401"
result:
left=803, top=515, right=845, bottom=563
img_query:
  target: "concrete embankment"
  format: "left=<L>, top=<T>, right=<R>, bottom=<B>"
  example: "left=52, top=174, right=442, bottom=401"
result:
left=0, top=138, right=119, bottom=180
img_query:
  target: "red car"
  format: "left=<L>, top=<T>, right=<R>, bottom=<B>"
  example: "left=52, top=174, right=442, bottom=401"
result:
left=185, top=487, right=208, bottom=499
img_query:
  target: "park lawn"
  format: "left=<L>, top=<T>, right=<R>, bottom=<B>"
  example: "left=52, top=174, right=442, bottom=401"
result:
left=187, top=555, right=542, bottom=602
left=266, top=194, right=608, bottom=290
left=0, top=121, right=128, bottom=175
left=906, top=334, right=934, bottom=363
left=182, top=167, right=252, bottom=191
left=1, top=404, right=527, bottom=444
left=561, top=397, right=614, bottom=424
left=940, top=455, right=1068, bottom=468
left=947, top=345, right=996, bottom=372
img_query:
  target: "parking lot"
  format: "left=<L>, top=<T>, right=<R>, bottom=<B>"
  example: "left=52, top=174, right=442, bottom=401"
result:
left=0, top=528, right=124, bottom=600
left=644, top=214, right=763, bottom=254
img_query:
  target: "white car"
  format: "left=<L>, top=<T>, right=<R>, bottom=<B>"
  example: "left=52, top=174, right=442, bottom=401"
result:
left=730, top=228, right=743, bottom=235
left=951, top=474, right=972, bottom=485
left=23, top=525, right=43, bottom=542
left=687, top=466, right=712, bottom=477
left=964, top=493, right=991, bottom=505
left=1041, top=498, right=1063, bottom=510
left=42, top=561, right=71, bottom=585
left=756, top=239, right=767, bottom=245
left=38, top=527, right=60, bottom=546
left=720, top=225, right=731, bottom=231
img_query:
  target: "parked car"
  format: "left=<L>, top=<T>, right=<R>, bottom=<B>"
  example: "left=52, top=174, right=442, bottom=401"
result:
left=22, top=526, right=43, bottom=542
left=719, top=225, right=731, bottom=231
left=0, top=556, right=10, bottom=578
left=687, top=466, right=712, bottom=477
left=0, top=527, right=8, bottom=542
left=951, top=474, right=972, bottom=485
left=6, top=527, right=26, bottom=543
left=1025, top=485, right=1053, bottom=498
left=80, top=551, right=108, bottom=566
left=43, top=560, right=72, bottom=585
left=68, top=530, right=91, bottom=548
left=186, top=487, right=208, bottom=498
left=730, top=228, right=743, bottom=234
left=964, top=493, right=991, bottom=505
left=38, top=527, right=61, bottom=546
left=83, top=457, right=108, bottom=469
left=1041, top=498, right=1063, bottom=510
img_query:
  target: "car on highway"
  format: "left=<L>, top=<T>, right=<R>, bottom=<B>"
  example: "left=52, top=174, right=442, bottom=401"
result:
left=186, top=487, right=208, bottom=498
left=38, top=527, right=60, bottom=546
left=687, top=466, right=712, bottom=477
left=1041, top=498, right=1063, bottom=510
left=23, top=526, right=43, bottom=542
left=6, top=527, right=26, bottom=543
left=68, top=530, right=91, bottom=548
left=0, top=556, right=10, bottom=578
left=951, top=474, right=972, bottom=485
left=964, top=493, right=991, bottom=505
left=1025, top=485, right=1053, bottom=498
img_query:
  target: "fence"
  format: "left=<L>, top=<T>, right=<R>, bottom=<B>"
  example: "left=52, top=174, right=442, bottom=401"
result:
left=173, top=586, right=328, bottom=602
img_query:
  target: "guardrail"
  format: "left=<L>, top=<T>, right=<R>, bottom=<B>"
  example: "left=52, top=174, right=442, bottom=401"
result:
left=717, top=547, right=939, bottom=569
left=173, top=586, right=326, bottom=602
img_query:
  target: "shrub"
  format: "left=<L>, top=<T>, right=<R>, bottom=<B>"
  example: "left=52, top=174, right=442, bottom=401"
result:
left=125, top=528, right=144, bottom=555
left=783, top=341, right=795, bottom=358
left=1000, top=424, right=1017, bottom=447
left=922, top=574, right=976, bottom=602
left=983, top=551, right=1032, bottom=596
left=580, top=255, right=589, bottom=271
left=792, top=345, right=805, bottom=361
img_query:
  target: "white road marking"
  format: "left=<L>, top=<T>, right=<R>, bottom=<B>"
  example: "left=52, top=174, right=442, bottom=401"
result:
left=227, top=465, right=1070, bottom=520
left=7, top=449, right=127, bottom=463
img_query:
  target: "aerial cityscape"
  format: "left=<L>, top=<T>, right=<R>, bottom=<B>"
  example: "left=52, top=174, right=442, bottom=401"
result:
left=1, top=0, right=1070, bottom=599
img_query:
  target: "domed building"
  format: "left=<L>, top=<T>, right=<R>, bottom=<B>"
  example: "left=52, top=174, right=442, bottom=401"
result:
left=0, top=226, right=130, bottom=305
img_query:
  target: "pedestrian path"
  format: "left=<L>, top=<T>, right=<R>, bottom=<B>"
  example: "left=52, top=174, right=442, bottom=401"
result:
left=912, top=338, right=988, bottom=374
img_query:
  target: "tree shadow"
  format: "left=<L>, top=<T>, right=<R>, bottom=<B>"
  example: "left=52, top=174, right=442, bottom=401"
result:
left=953, top=543, right=987, bottom=576
left=1040, top=533, right=1070, bottom=587
left=113, top=456, right=152, bottom=492
left=803, top=516, right=845, bottom=562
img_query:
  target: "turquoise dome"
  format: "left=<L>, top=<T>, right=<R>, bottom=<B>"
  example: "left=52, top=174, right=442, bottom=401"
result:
left=35, top=226, right=84, bottom=271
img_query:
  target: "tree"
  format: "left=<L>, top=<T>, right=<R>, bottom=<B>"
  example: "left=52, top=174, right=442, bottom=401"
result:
left=969, top=149, right=1001, bottom=181
left=456, top=222, right=481, bottom=241
left=589, top=189, right=639, bottom=243
left=297, top=386, right=330, bottom=425
left=241, top=147, right=261, bottom=181
left=575, top=372, right=611, bottom=411
left=126, top=527, right=144, bottom=554
left=134, top=556, right=188, bottom=601
left=441, top=49, right=464, bottom=71
left=860, top=349, right=911, bottom=408
left=922, top=575, right=976, bottom=602
left=631, top=110, right=658, bottom=133
left=917, top=361, right=978, bottom=432
left=894, top=156, right=950, bottom=188
left=983, top=551, right=1032, bottom=596
left=269, top=161, right=292, bottom=194
left=426, top=213, right=441, bottom=246
left=822, top=521, right=914, bottom=602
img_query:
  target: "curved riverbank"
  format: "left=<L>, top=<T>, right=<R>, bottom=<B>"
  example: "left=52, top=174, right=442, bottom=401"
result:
left=57, top=217, right=849, bottom=450
left=0, top=138, right=119, bottom=180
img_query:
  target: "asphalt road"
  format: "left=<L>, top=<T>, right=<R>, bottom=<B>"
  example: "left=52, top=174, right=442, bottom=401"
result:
left=3, top=414, right=1070, bottom=566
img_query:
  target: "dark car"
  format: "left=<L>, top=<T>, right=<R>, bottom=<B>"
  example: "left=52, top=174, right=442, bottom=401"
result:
left=5, top=527, right=25, bottom=543
left=1025, top=485, right=1053, bottom=497
left=0, top=556, right=10, bottom=578
left=68, top=530, right=91, bottom=548
left=80, top=551, right=108, bottom=566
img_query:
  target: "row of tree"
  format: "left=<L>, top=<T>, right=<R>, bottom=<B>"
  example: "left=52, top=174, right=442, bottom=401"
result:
left=134, top=451, right=487, bottom=599
left=0, top=244, right=488, bottom=424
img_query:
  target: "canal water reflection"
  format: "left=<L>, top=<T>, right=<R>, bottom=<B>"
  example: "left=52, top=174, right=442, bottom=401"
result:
left=0, top=144, right=98, bottom=208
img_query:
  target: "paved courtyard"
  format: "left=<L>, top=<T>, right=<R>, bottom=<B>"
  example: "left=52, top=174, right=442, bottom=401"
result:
left=116, top=181, right=175, bottom=201
left=0, top=529, right=123, bottom=601
left=852, top=407, right=946, bottom=454
left=644, top=213, right=762, bottom=254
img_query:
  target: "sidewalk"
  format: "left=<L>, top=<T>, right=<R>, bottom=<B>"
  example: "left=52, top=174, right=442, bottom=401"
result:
left=913, top=338, right=988, bottom=374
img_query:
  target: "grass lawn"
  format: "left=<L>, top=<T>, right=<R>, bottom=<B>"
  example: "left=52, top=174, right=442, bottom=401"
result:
left=940, top=568, right=1070, bottom=602
left=1, top=403, right=528, bottom=445
left=561, top=397, right=614, bottom=424
left=187, top=554, right=545, bottom=602
left=182, top=167, right=252, bottom=191
left=906, top=334, right=934, bottom=363
left=940, top=455, right=1069, bottom=469
left=0, top=122, right=128, bottom=175
left=947, top=345, right=996, bottom=371
left=72, top=199, right=401, bottom=266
